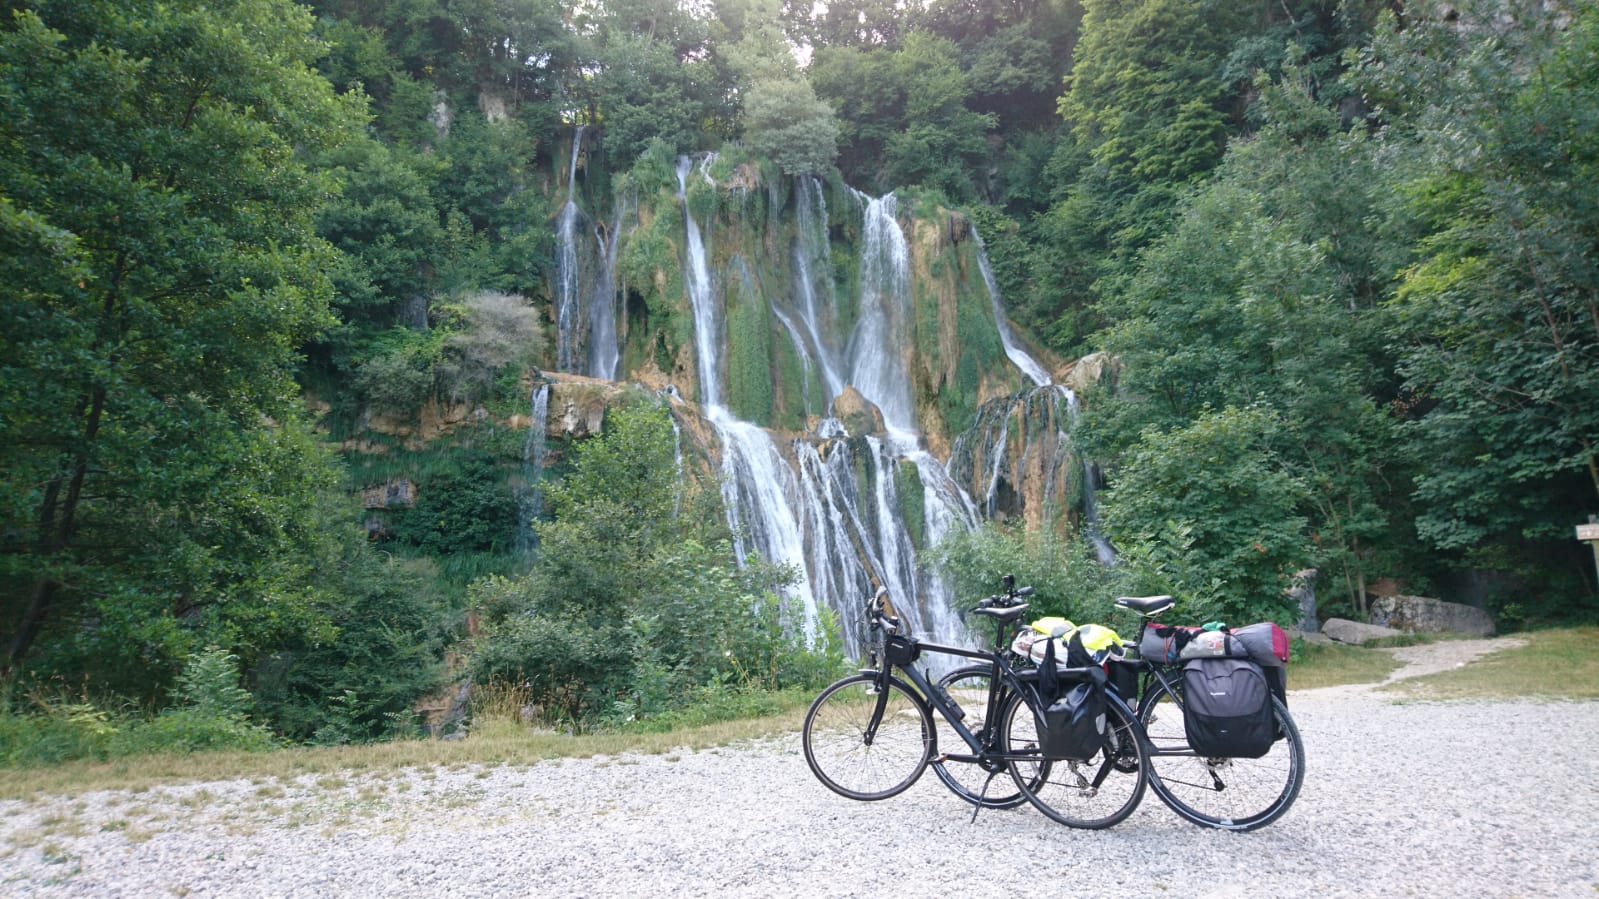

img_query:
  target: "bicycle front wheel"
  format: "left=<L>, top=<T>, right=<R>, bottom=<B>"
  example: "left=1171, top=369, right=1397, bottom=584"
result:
left=929, top=666, right=1031, bottom=810
left=802, top=673, right=934, bottom=801
left=1003, top=689, right=1149, bottom=829
left=1140, top=677, right=1305, bottom=831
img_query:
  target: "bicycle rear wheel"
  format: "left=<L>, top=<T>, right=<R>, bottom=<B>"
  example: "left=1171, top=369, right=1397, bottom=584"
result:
left=1140, top=677, right=1304, bottom=831
left=929, top=666, right=1031, bottom=810
left=802, top=673, right=934, bottom=801
left=1003, top=689, right=1148, bottom=829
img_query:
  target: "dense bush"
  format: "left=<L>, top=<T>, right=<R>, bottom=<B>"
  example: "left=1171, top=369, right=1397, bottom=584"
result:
left=468, top=401, right=844, bottom=727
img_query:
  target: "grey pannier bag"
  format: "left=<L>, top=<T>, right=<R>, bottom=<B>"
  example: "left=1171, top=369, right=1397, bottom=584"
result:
left=1181, top=657, right=1275, bottom=759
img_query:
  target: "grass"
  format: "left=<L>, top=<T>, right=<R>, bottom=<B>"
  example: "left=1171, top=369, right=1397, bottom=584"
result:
left=0, top=695, right=814, bottom=801
left=1285, top=637, right=1403, bottom=689
left=1384, top=627, right=1599, bottom=701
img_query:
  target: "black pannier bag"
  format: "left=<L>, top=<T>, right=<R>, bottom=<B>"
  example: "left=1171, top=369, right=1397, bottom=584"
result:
left=1038, top=682, right=1106, bottom=761
left=1033, top=634, right=1107, bottom=761
left=1181, top=658, right=1275, bottom=759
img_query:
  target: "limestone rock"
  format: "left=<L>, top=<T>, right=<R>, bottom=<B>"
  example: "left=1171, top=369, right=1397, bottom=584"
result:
left=831, top=386, right=886, bottom=437
left=1062, top=351, right=1120, bottom=395
left=1370, top=595, right=1495, bottom=637
left=1322, top=617, right=1405, bottom=645
left=362, top=478, right=417, bottom=509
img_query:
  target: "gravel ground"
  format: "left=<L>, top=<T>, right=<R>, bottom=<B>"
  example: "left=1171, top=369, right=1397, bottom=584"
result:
left=4, top=642, right=1597, bottom=898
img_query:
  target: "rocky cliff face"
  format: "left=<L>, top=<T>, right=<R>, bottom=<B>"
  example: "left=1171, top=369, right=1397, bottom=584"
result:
left=351, top=129, right=1115, bottom=648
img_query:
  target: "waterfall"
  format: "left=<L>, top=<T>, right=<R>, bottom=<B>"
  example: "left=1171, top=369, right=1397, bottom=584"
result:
left=772, top=305, right=818, bottom=416
left=676, top=155, right=821, bottom=637
left=793, top=178, right=845, bottom=402
left=717, top=417, right=821, bottom=643
left=791, top=439, right=971, bottom=654
left=846, top=191, right=917, bottom=433
left=677, top=156, right=722, bottom=408
left=516, top=383, right=551, bottom=555
left=973, top=229, right=1051, bottom=388
left=588, top=206, right=621, bottom=381
left=661, top=171, right=1014, bottom=659
left=1061, top=387, right=1117, bottom=565
left=554, top=126, right=587, bottom=373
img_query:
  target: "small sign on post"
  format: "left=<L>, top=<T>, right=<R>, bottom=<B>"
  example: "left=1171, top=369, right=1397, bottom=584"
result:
left=1580, top=519, right=1599, bottom=584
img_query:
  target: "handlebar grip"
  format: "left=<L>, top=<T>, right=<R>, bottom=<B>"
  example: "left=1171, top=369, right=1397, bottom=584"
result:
left=1015, top=586, right=1035, bottom=598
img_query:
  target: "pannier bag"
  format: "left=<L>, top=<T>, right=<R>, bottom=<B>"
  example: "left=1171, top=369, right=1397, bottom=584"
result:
left=1106, top=657, right=1139, bottom=700
left=1038, top=681, right=1107, bottom=761
left=1031, top=633, right=1109, bottom=761
left=1181, top=657, right=1275, bottom=759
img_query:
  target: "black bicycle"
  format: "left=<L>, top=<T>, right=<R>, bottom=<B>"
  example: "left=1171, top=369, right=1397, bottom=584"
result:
left=801, top=580, right=1149, bottom=829
left=1112, top=594, right=1306, bottom=831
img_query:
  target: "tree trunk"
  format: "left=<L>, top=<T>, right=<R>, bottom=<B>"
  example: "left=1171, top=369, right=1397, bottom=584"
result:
left=6, top=384, right=106, bottom=669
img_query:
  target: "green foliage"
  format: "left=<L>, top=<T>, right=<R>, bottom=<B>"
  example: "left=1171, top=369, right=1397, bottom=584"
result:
left=172, top=647, right=256, bottom=721
left=811, top=33, right=995, bottom=197
left=0, top=0, right=366, bottom=692
left=468, top=402, right=835, bottom=726
left=931, top=524, right=1147, bottom=630
left=251, top=551, right=452, bottom=743
left=0, top=647, right=277, bottom=765
left=743, top=78, right=840, bottom=177
left=1100, top=406, right=1311, bottom=624
left=1355, top=0, right=1599, bottom=551
left=384, top=449, right=518, bottom=556
left=727, top=285, right=776, bottom=425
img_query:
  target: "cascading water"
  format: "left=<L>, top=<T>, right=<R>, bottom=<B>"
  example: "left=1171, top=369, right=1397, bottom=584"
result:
left=676, top=155, right=822, bottom=638
left=677, top=156, right=723, bottom=409
left=958, top=229, right=1117, bottom=562
left=846, top=190, right=917, bottom=434
left=554, top=126, right=586, bottom=373
left=975, top=231, right=1051, bottom=388
left=792, top=178, right=845, bottom=401
left=516, top=383, right=551, bottom=556
left=588, top=207, right=621, bottom=381
left=1062, top=387, right=1117, bottom=565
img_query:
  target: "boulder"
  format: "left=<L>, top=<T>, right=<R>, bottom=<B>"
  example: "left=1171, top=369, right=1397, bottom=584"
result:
left=1370, top=595, right=1495, bottom=637
left=1063, top=351, right=1120, bottom=395
left=1322, top=618, right=1405, bottom=645
left=831, top=386, right=887, bottom=437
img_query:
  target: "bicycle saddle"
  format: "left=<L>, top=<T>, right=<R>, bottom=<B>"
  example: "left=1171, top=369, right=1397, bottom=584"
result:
left=1114, top=595, right=1175, bottom=616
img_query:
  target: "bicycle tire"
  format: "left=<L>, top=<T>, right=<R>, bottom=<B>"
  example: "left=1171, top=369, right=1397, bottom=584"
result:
left=928, top=666, right=1031, bottom=810
left=802, top=673, right=934, bottom=801
left=1139, top=676, right=1305, bottom=831
left=1003, top=687, right=1149, bottom=829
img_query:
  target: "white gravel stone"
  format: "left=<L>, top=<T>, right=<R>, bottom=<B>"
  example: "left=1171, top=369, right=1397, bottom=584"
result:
left=2, top=688, right=1595, bottom=898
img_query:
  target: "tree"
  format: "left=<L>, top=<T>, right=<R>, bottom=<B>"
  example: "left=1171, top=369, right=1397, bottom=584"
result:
left=1100, top=406, right=1312, bottom=624
left=811, top=32, right=995, bottom=196
left=742, top=78, right=840, bottom=176
left=469, top=400, right=821, bottom=724
left=0, top=0, right=366, bottom=688
left=1354, top=0, right=1599, bottom=557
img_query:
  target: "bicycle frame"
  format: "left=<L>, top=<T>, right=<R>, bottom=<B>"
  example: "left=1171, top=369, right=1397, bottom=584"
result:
left=889, top=638, right=1017, bottom=764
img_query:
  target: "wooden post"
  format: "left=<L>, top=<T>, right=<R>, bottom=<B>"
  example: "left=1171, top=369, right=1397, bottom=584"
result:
left=1578, top=517, right=1599, bottom=587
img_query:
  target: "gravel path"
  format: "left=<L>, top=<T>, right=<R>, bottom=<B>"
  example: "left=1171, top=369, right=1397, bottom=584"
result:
left=4, top=642, right=1596, bottom=898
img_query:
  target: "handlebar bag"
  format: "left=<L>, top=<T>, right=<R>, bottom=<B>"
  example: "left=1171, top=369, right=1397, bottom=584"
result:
left=1181, top=658, right=1274, bottom=759
left=884, top=634, right=921, bottom=666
